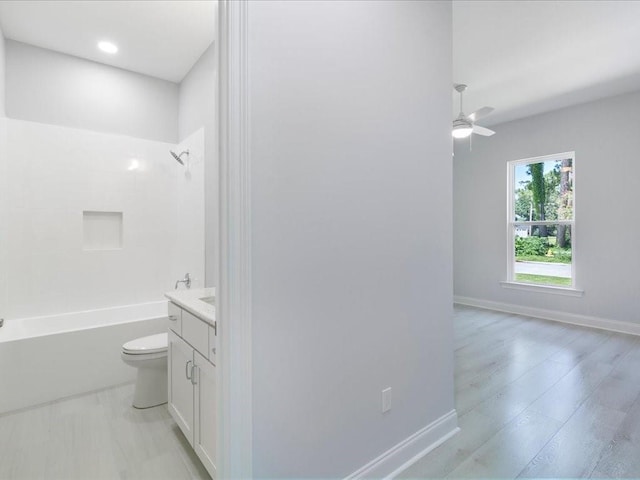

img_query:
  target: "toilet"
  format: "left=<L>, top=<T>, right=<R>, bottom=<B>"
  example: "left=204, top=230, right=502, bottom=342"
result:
left=121, top=332, right=168, bottom=408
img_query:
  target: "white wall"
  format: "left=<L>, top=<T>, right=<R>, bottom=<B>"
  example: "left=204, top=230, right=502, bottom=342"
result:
left=1, top=119, right=204, bottom=320
left=0, top=118, right=6, bottom=321
left=0, top=27, right=6, bottom=322
left=179, top=43, right=217, bottom=287
left=454, top=90, right=640, bottom=325
left=5, top=40, right=178, bottom=143
left=179, top=43, right=215, bottom=141
left=0, top=26, right=5, bottom=117
left=246, top=1, right=454, bottom=477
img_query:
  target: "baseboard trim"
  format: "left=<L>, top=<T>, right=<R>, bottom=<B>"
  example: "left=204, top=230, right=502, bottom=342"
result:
left=345, top=409, right=459, bottom=479
left=454, top=295, right=640, bottom=337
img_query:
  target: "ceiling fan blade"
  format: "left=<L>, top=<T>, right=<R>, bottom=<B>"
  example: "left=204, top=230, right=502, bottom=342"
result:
left=467, top=106, right=494, bottom=122
left=473, top=125, right=495, bottom=136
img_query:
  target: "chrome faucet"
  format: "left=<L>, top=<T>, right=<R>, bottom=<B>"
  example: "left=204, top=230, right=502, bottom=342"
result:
left=175, top=273, right=192, bottom=290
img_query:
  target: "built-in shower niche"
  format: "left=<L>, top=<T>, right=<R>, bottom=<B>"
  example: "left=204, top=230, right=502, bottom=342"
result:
left=83, top=211, right=123, bottom=251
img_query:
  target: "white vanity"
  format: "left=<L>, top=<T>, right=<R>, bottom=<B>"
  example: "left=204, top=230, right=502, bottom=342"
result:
left=165, top=288, right=217, bottom=479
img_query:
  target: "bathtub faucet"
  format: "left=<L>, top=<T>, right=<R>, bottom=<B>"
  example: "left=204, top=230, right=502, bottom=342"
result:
left=175, top=273, right=192, bottom=290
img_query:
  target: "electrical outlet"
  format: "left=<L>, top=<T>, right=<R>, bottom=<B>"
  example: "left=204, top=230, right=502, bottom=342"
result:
left=381, top=387, right=392, bottom=413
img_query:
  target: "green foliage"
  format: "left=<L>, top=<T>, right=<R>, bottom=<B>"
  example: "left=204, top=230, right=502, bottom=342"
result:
left=515, top=273, right=571, bottom=287
left=527, top=163, right=546, bottom=221
left=551, top=248, right=572, bottom=263
left=516, top=254, right=570, bottom=264
left=515, top=236, right=549, bottom=256
left=557, top=192, right=573, bottom=221
left=514, top=188, right=533, bottom=221
left=515, top=159, right=573, bottom=223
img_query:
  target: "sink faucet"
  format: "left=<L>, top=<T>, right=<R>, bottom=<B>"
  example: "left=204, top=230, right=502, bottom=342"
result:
left=175, top=273, right=192, bottom=290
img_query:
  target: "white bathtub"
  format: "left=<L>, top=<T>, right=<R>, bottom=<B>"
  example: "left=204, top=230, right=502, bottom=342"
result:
left=0, top=301, right=168, bottom=415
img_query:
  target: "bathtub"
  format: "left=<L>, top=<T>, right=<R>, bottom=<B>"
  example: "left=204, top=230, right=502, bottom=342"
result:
left=0, top=301, right=168, bottom=415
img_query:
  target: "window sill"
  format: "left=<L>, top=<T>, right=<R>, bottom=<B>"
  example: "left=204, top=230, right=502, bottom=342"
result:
left=500, top=281, right=584, bottom=297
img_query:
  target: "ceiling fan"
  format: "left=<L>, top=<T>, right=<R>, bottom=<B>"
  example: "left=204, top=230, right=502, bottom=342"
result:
left=452, top=84, right=495, bottom=139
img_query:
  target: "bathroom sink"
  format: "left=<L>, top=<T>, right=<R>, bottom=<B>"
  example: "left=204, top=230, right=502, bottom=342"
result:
left=199, top=296, right=215, bottom=306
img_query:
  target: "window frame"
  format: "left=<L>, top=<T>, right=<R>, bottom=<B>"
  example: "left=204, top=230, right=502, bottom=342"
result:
left=506, top=151, right=577, bottom=291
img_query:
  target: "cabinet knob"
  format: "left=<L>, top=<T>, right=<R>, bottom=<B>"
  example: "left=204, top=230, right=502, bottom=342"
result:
left=169, top=315, right=178, bottom=322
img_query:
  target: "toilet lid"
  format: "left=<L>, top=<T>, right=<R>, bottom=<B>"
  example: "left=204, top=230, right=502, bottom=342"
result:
left=123, top=333, right=168, bottom=355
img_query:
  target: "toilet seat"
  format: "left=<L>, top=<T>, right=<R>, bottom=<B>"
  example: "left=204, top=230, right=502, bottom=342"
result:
left=122, top=332, right=168, bottom=355
left=121, top=350, right=167, bottom=362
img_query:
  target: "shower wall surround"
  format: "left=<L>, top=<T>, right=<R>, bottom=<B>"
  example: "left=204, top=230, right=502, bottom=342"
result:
left=1, top=119, right=204, bottom=320
left=171, top=128, right=205, bottom=286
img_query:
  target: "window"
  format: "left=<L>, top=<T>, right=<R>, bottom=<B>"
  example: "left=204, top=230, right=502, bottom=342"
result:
left=507, top=152, right=574, bottom=288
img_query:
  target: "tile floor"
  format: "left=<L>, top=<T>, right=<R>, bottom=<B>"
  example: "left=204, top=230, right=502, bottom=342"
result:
left=0, top=383, right=210, bottom=480
left=400, top=305, right=640, bottom=478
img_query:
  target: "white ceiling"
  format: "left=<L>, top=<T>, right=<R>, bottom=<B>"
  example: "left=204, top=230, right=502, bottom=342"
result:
left=454, top=0, right=640, bottom=126
left=0, top=0, right=215, bottom=83
left=2, top=0, right=637, bottom=116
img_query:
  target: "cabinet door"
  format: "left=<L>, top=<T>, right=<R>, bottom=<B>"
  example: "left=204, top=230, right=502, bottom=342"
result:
left=193, top=350, right=217, bottom=478
left=168, top=330, right=194, bottom=446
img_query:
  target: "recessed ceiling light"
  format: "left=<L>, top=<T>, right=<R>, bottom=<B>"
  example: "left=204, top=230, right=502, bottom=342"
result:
left=98, top=41, right=118, bottom=54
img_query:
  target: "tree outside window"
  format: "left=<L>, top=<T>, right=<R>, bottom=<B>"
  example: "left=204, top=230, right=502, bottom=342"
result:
left=508, top=153, right=575, bottom=287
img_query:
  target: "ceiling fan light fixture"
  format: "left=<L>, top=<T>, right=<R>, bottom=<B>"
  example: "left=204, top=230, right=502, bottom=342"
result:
left=452, top=83, right=495, bottom=140
left=452, top=119, right=473, bottom=139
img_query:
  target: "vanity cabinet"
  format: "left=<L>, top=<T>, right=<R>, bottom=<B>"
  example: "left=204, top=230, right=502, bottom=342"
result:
left=167, top=303, right=217, bottom=479
left=193, top=349, right=216, bottom=473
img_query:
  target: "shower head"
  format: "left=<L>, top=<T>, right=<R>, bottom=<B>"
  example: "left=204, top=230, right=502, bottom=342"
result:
left=170, top=150, right=189, bottom=165
left=170, top=151, right=184, bottom=165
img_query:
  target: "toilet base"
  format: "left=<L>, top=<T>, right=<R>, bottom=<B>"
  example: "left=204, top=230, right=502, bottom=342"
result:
left=131, top=358, right=168, bottom=409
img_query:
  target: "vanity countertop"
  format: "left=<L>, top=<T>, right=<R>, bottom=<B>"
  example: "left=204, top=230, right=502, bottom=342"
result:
left=165, top=287, right=216, bottom=326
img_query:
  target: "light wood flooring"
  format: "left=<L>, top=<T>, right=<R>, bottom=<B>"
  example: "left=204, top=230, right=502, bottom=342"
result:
left=400, top=305, right=640, bottom=479
left=0, top=383, right=210, bottom=480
